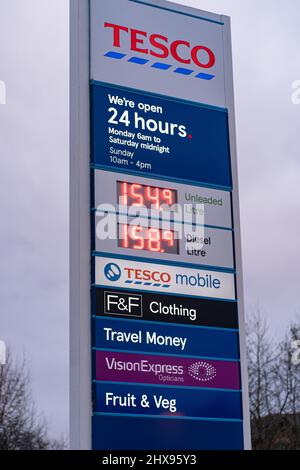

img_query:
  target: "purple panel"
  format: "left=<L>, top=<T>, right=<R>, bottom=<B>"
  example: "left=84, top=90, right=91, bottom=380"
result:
left=96, top=351, right=240, bottom=390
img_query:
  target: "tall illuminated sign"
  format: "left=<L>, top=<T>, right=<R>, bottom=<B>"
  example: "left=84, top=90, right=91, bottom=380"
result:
left=70, top=0, right=251, bottom=450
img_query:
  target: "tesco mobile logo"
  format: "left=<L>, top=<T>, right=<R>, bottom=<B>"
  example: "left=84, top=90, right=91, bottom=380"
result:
left=103, top=261, right=222, bottom=290
left=104, top=263, right=122, bottom=282
left=104, top=263, right=171, bottom=288
left=104, top=23, right=216, bottom=81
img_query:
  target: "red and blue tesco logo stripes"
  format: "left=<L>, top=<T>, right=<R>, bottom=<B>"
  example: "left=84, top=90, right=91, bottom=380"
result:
left=104, top=51, right=215, bottom=80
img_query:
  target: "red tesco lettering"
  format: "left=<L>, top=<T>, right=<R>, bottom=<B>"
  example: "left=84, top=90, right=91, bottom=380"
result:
left=124, top=268, right=171, bottom=284
left=104, top=22, right=215, bottom=69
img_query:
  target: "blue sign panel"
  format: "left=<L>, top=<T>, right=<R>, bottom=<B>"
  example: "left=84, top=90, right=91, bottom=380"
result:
left=94, top=382, right=242, bottom=419
left=92, top=415, right=244, bottom=450
left=91, top=82, right=232, bottom=188
left=93, top=317, right=240, bottom=359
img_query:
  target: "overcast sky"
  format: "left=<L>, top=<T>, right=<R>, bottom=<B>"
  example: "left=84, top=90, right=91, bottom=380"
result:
left=0, top=0, right=300, bottom=440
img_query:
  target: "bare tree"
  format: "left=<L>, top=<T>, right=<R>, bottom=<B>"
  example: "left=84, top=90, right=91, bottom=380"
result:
left=280, top=321, right=300, bottom=449
left=247, top=310, right=279, bottom=448
left=247, top=310, right=300, bottom=449
left=0, top=349, right=65, bottom=450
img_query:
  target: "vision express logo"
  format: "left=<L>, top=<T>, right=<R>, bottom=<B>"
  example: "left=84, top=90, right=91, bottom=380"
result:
left=103, top=22, right=216, bottom=81
left=105, top=356, right=217, bottom=384
left=97, top=353, right=240, bottom=389
left=103, top=262, right=221, bottom=290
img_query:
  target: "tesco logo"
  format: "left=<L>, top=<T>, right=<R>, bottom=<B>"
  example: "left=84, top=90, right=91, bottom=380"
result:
left=124, top=267, right=171, bottom=284
left=104, top=22, right=216, bottom=70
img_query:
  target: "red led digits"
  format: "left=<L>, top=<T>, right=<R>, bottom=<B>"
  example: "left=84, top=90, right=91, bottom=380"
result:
left=118, top=181, right=177, bottom=210
left=148, top=228, right=161, bottom=252
left=130, top=184, right=143, bottom=207
left=146, top=186, right=160, bottom=210
left=122, top=223, right=129, bottom=248
left=120, top=181, right=128, bottom=205
left=117, top=182, right=178, bottom=254
left=131, top=225, right=144, bottom=250
left=118, top=224, right=179, bottom=255
left=163, top=230, right=175, bottom=248
left=162, top=189, right=173, bottom=206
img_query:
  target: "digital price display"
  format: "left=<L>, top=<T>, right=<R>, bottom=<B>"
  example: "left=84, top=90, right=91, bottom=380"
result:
left=118, top=224, right=179, bottom=255
left=117, top=181, right=177, bottom=210
left=94, top=214, right=234, bottom=269
left=95, top=170, right=233, bottom=230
